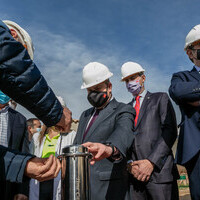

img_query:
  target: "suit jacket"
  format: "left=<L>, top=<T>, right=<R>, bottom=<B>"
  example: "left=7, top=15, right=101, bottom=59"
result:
left=73, top=98, right=135, bottom=200
left=169, top=67, right=200, bottom=165
left=129, top=91, right=179, bottom=183
left=0, top=107, right=30, bottom=199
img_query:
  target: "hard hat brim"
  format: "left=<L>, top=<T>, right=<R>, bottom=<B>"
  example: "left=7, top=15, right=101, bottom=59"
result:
left=121, top=71, right=145, bottom=82
left=81, top=72, right=113, bottom=89
left=184, top=39, right=200, bottom=51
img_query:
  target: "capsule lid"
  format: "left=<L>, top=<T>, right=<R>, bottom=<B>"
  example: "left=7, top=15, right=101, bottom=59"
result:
left=62, top=144, right=88, bottom=154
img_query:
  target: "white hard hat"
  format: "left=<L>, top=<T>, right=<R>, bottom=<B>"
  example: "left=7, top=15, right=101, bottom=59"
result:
left=56, top=96, right=66, bottom=107
left=3, top=20, right=34, bottom=60
left=184, top=24, right=200, bottom=50
left=121, top=62, right=145, bottom=81
left=81, top=62, right=113, bottom=89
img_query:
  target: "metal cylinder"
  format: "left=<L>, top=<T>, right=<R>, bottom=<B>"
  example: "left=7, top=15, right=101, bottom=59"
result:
left=59, top=145, right=91, bottom=200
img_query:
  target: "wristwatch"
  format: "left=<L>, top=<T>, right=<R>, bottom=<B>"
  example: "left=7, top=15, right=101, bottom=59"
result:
left=104, top=142, right=115, bottom=156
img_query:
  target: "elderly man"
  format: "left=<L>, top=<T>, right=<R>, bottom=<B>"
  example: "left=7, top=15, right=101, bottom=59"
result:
left=0, top=21, right=37, bottom=200
left=74, top=62, right=135, bottom=200
left=0, top=19, right=72, bottom=187
left=122, top=62, right=179, bottom=200
left=0, top=90, right=31, bottom=200
left=169, top=24, right=200, bottom=200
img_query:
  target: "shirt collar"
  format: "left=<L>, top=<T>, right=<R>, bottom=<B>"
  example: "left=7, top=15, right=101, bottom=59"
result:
left=194, top=65, right=200, bottom=72
left=0, top=106, right=9, bottom=113
left=133, top=89, right=147, bottom=99
left=46, top=133, right=60, bottom=141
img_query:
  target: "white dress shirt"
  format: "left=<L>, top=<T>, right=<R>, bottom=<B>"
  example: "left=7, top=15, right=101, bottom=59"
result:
left=194, top=65, right=200, bottom=72
left=132, top=89, right=147, bottom=107
left=0, top=106, right=9, bottom=147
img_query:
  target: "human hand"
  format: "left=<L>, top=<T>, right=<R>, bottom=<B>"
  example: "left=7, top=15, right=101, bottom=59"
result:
left=187, top=101, right=200, bottom=107
left=127, top=161, right=139, bottom=175
left=55, top=107, right=72, bottom=132
left=13, top=194, right=28, bottom=200
left=25, top=155, right=61, bottom=182
left=82, top=142, right=113, bottom=165
left=131, top=159, right=154, bottom=182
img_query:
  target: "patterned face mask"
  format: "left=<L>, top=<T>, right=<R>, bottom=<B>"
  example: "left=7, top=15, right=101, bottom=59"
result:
left=126, top=79, right=142, bottom=96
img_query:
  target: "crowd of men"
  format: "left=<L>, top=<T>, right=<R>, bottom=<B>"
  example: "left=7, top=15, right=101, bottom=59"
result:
left=0, top=19, right=200, bottom=200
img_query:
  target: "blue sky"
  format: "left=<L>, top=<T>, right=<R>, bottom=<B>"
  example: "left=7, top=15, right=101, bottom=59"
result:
left=1, top=0, right=200, bottom=122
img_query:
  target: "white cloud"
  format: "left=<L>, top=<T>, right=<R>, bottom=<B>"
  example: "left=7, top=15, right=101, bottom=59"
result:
left=15, top=27, right=181, bottom=122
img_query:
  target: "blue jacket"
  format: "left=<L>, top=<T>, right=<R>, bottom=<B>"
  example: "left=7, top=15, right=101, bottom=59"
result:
left=0, top=20, right=63, bottom=127
left=169, top=67, right=200, bottom=165
left=0, top=20, right=63, bottom=183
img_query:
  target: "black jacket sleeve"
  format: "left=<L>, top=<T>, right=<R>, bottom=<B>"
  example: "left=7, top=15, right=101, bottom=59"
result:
left=0, top=145, right=34, bottom=183
left=169, top=72, right=200, bottom=105
left=15, top=114, right=30, bottom=197
left=0, top=20, right=63, bottom=127
left=106, top=104, right=136, bottom=158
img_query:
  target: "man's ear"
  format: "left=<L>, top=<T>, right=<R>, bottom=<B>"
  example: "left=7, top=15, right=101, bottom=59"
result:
left=186, top=49, right=195, bottom=63
left=27, top=126, right=32, bottom=133
left=141, top=74, right=146, bottom=83
left=10, top=29, right=18, bottom=39
left=186, top=49, right=193, bottom=59
left=108, top=82, right=112, bottom=92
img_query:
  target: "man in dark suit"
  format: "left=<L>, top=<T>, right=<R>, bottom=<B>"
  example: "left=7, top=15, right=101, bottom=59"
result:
left=74, top=62, right=135, bottom=200
left=169, top=24, right=200, bottom=200
left=121, top=62, right=179, bottom=200
left=0, top=93, right=29, bottom=200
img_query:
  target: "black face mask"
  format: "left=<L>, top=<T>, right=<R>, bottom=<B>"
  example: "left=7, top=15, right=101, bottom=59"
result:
left=87, top=90, right=109, bottom=108
left=197, top=49, right=200, bottom=60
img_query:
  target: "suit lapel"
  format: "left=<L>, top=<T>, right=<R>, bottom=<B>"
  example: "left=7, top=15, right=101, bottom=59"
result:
left=190, top=67, right=200, bottom=81
left=7, top=108, right=14, bottom=147
left=80, top=108, right=94, bottom=142
left=135, top=91, right=151, bottom=129
left=83, top=99, right=118, bottom=142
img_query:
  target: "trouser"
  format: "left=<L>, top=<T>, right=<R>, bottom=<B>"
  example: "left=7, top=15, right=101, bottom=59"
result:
left=185, top=152, right=200, bottom=200
left=39, top=179, right=54, bottom=200
left=130, top=178, right=179, bottom=200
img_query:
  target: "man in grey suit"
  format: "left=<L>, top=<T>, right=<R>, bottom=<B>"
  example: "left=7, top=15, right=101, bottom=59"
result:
left=74, top=62, right=135, bottom=200
left=121, top=62, right=179, bottom=200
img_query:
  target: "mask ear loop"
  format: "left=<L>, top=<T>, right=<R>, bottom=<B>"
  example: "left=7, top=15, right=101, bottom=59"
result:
left=106, top=85, right=112, bottom=101
left=197, top=49, right=200, bottom=60
left=191, top=49, right=200, bottom=60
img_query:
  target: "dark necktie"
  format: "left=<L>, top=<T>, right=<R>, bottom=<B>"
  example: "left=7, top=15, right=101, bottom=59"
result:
left=82, top=109, right=100, bottom=141
left=134, top=96, right=141, bottom=127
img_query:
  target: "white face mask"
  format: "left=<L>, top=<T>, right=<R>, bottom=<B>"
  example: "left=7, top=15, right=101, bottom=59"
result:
left=36, top=128, right=42, bottom=133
